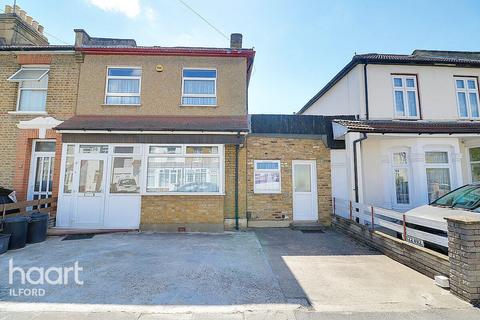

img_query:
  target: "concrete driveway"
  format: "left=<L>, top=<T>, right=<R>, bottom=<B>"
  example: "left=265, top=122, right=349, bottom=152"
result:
left=0, top=228, right=475, bottom=316
left=255, top=228, right=471, bottom=312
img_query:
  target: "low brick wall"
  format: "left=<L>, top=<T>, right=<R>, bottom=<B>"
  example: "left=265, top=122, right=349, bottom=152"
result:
left=333, top=215, right=450, bottom=279
left=140, top=195, right=224, bottom=232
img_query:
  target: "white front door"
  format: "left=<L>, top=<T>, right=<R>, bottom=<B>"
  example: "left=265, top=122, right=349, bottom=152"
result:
left=73, top=152, right=108, bottom=227
left=292, top=160, right=318, bottom=221
left=28, top=140, right=56, bottom=202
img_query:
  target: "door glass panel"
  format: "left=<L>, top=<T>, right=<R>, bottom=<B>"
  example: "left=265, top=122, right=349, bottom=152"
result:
left=48, top=158, right=54, bottom=192
left=35, top=141, right=56, bottom=152
left=63, top=157, right=74, bottom=193
left=110, top=157, right=141, bottom=193
left=79, top=160, right=104, bottom=193
left=34, top=157, right=42, bottom=192
left=394, top=168, right=409, bottom=204
left=41, top=157, right=49, bottom=192
left=294, top=164, right=311, bottom=192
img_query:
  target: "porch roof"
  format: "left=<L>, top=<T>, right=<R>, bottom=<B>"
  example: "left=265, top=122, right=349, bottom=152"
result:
left=55, top=115, right=249, bottom=133
left=333, top=119, right=480, bottom=134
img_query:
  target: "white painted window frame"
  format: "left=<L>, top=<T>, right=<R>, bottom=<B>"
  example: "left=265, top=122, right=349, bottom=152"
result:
left=454, top=77, right=480, bottom=120
left=423, top=149, right=453, bottom=203
left=27, top=139, right=56, bottom=201
left=181, top=68, right=217, bottom=106
left=391, top=75, right=420, bottom=119
left=104, top=66, right=142, bottom=105
left=467, top=146, right=480, bottom=183
left=253, top=160, right=282, bottom=194
left=390, top=150, right=412, bottom=207
left=9, top=65, right=50, bottom=113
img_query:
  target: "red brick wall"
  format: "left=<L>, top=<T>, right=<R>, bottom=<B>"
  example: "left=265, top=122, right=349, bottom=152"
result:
left=17, top=54, right=52, bottom=65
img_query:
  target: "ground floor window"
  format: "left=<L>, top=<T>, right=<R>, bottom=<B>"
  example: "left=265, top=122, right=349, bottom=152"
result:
left=254, top=160, right=281, bottom=194
left=392, top=152, right=410, bottom=205
left=469, top=147, right=480, bottom=183
left=425, top=151, right=451, bottom=202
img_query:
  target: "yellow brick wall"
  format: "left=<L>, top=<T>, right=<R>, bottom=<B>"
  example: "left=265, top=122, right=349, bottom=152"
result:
left=140, top=195, right=224, bottom=225
left=0, top=54, right=79, bottom=189
left=246, top=136, right=332, bottom=225
left=223, top=144, right=247, bottom=220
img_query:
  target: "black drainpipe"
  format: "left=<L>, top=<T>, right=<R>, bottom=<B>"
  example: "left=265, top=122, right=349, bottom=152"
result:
left=353, top=133, right=367, bottom=203
left=234, top=142, right=239, bottom=230
left=363, top=63, right=369, bottom=120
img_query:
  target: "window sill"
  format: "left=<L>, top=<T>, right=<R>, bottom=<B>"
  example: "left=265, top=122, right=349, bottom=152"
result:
left=254, top=191, right=282, bottom=195
left=8, top=111, right=47, bottom=115
left=101, top=104, right=142, bottom=107
left=179, top=104, right=218, bottom=107
left=393, top=117, right=420, bottom=121
left=143, top=192, right=225, bottom=196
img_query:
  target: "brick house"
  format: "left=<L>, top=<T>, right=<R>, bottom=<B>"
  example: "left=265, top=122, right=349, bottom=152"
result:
left=1, top=5, right=335, bottom=232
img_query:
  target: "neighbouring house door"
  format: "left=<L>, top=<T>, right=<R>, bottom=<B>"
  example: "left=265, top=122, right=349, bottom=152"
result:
left=73, top=153, right=107, bottom=227
left=28, top=140, right=56, bottom=202
left=292, top=160, right=318, bottom=221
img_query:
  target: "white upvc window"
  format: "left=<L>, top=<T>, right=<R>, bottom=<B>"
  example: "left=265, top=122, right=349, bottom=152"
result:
left=455, top=77, right=479, bottom=119
left=425, top=151, right=451, bottom=203
left=392, top=75, right=419, bottom=119
left=8, top=66, right=49, bottom=112
left=181, top=68, right=217, bottom=106
left=254, top=160, right=281, bottom=194
left=469, top=147, right=480, bottom=183
left=105, top=67, right=142, bottom=105
left=145, top=144, right=223, bottom=194
left=392, top=152, right=410, bottom=205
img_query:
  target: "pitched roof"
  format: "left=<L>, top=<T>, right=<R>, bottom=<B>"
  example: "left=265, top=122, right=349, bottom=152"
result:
left=333, top=119, right=480, bottom=134
left=299, top=50, right=480, bottom=114
left=56, top=115, right=249, bottom=132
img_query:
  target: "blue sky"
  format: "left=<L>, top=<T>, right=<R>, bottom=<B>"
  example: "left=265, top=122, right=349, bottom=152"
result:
left=4, top=0, right=480, bottom=114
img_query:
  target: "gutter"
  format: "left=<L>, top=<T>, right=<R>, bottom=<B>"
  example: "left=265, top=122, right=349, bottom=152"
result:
left=353, top=133, right=367, bottom=203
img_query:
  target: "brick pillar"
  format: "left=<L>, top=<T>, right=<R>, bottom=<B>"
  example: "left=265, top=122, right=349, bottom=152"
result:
left=446, top=216, right=480, bottom=306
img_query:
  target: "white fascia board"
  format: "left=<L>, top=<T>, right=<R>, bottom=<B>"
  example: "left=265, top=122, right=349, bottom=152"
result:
left=366, top=133, right=480, bottom=138
left=56, top=130, right=248, bottom=135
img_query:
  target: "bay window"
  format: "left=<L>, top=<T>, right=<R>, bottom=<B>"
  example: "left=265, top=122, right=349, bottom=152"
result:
left=182, top=69, right=217, bottom=106
left=392, top=75, right=419, bottom=118
left=146, top=145, right=222, bottom=193
left=105, top=67, right=141, bottom=105
left=469, top=147, right=480, bottom=183
left=425, top=151, right=451, bottom=202
left=455, top=77, right=479, bottom=119
left=254, top=160, right=281, bottom=194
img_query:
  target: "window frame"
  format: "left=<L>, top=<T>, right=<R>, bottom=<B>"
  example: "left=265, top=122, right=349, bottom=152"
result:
left=391, top=151, right=411, bottom=207
left=391, top=74, right=420, bottom=119
left=468, top=146, right=480, bottom=183
left=454, top=76, right=480, bottom=120
left=9, top=66, right=50, bottom=113
left=143, top=144, right=224, bottom=195
left=253, top=160, right=282, bottom=194
left=424, top=150, right=453, bottom=203
left=104, top=66, right=142, bottom=106
left=181, top=67, right=217, bottom=107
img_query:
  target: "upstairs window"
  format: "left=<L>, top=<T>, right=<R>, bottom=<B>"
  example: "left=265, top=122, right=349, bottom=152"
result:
left=392, top=75, right=419, bottom=119
left=8, top=67, right=49, bottom=112
left=182, top=69, right=217, bottom=106
left=105, top=67, right=141, bottom=105
left=455, top=77, right=479, bottom=119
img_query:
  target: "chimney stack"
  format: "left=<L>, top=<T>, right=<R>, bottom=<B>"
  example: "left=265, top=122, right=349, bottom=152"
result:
left=1, top=4, right=49, bottom=45
left=230, top=33, right=243, bottom=49
left=4, top=5, right=13, bottom=14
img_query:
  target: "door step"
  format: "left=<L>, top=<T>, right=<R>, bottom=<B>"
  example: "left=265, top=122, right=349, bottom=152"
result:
left=289, top=222, right=324, bottom=231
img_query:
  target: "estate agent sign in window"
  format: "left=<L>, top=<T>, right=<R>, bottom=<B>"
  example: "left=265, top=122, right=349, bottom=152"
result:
left=182, top=69, right=217, bottom=106
left=254, top=160, right=281, bottom=194
left=8, top=67, right=49, bottom=112
left=105, top=67, right=142, bottom=105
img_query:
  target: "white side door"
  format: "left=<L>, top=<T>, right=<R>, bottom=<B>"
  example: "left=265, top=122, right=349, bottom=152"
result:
left=292, top=160, right=318, bottom=221
left=27, top=140, right=56, bottom=202
left=73, top=152, right=108, bottom=227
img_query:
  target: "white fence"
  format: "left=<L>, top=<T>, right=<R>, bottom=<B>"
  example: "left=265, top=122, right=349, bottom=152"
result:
left=333, top=198, right=448, bottom=248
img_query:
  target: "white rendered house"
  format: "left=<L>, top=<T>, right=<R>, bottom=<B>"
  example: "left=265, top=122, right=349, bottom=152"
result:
left=300, top=50, right=480, bottom=211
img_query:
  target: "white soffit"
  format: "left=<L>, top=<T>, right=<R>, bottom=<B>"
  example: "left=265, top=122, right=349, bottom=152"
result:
left=332, top=122, right=348, bottom=140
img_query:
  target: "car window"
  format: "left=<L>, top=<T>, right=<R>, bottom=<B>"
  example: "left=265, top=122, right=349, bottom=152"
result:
left=432, top=185, right=480, bottom=210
